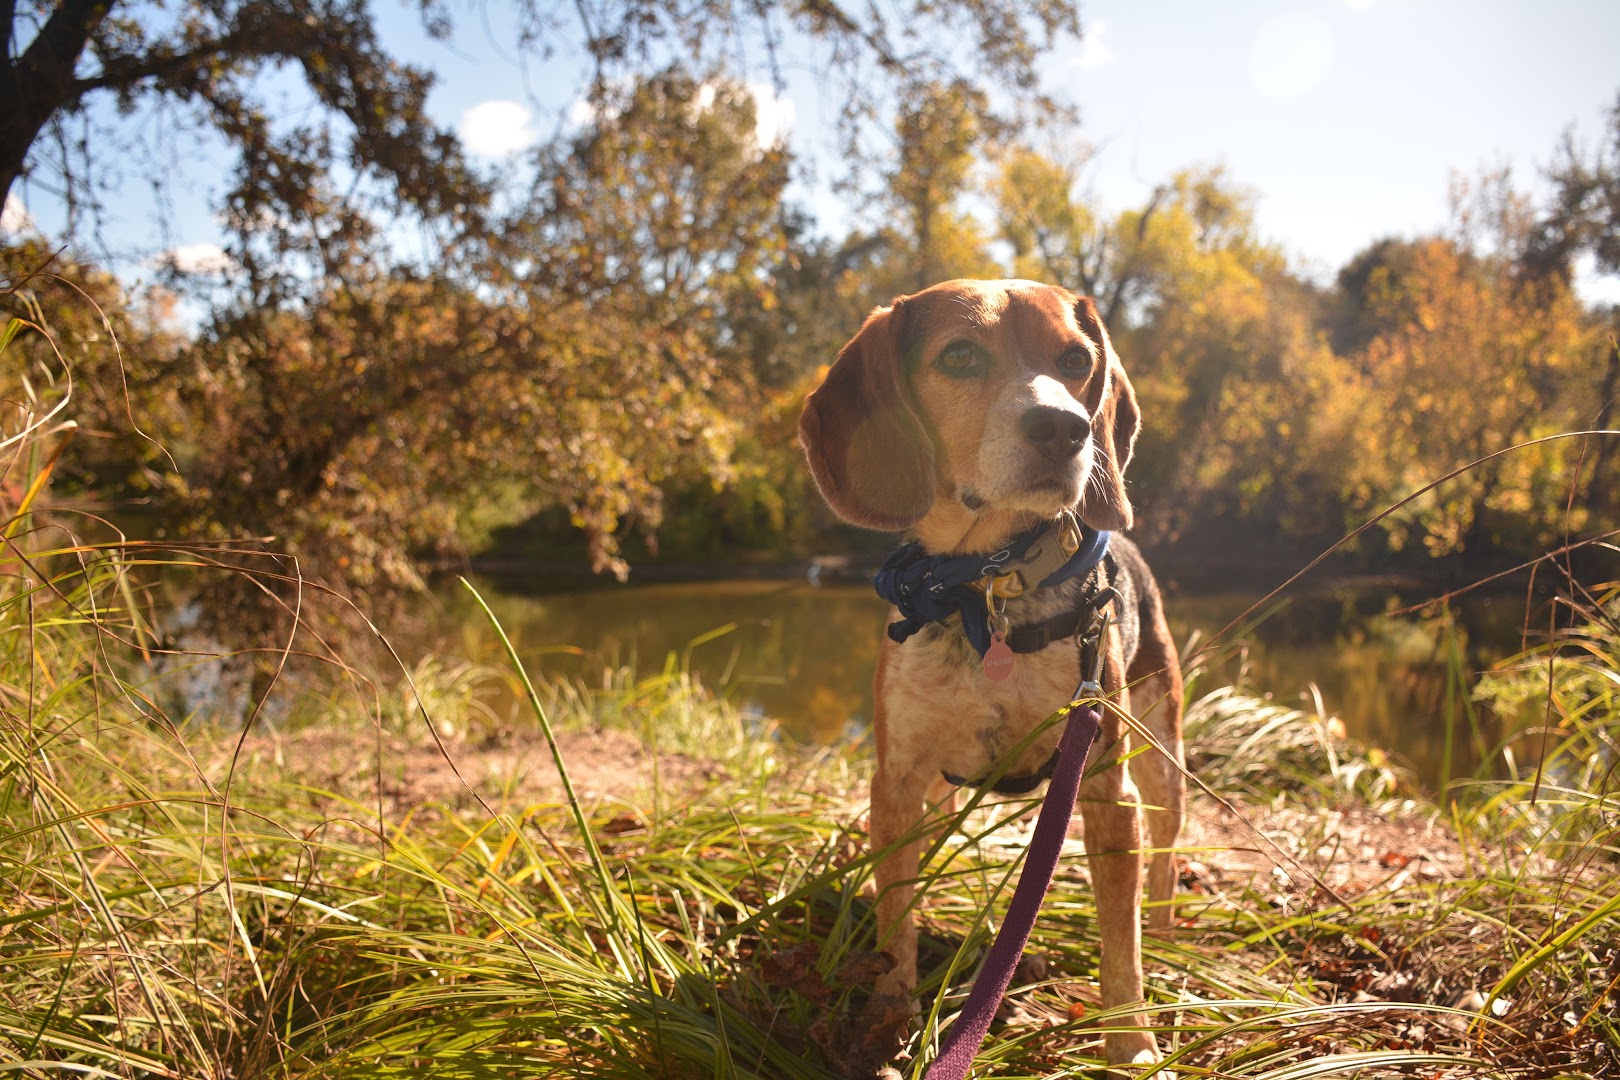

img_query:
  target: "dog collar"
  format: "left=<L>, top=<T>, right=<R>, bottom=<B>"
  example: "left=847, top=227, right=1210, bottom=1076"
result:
left=872, top=513, right=1111, bottom=658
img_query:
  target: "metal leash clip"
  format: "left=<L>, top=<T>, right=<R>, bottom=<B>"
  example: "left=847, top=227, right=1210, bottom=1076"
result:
left=983, top=578, right=1011, bottom=637
left=986, top=571, right=1023, bottom=599
left=1075, top=608, right=1111, bottom=700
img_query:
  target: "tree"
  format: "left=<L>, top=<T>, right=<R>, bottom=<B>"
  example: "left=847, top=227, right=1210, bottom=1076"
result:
left=498, top=69, right=794, bottom=575
left=991, top=143, right=1168, bottom=326
left=4, top=0, right=1083, bottom=249
left=2, top=0, right=486, bottom=250
left=825, top=78, right=1005, bottom=305
left=4, top=0, right=1091, bottom=596
left=888, top=79, right=1002, bottom=290
left=17, top=70, right=798, bottom=601
left=1345, top=236, right=1597, bottom=557
left=1527, top=90, right=1620, bottom=284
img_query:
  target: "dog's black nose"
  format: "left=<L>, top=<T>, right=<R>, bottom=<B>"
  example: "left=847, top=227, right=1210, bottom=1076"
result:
left=1020, top=405, right=1090, bottom=460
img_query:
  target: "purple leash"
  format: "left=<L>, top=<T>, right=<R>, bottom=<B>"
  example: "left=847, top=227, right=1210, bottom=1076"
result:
left=922, top=698, right=1102, bottom=1080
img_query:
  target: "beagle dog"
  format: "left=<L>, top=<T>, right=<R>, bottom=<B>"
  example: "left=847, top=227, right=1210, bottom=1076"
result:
left=799, top=279, right=1184, bottom=1069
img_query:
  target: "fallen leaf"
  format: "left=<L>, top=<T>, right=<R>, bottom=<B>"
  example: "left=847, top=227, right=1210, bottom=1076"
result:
left=759, top=942, right=830, bottom=1004
left=835, top=950, right=894, bottom=985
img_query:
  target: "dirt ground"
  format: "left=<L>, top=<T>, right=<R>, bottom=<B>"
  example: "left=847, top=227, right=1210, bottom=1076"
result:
left=220, top=723, right=1473, bottom=898
left=213, top=725, right=1606, bottom=1076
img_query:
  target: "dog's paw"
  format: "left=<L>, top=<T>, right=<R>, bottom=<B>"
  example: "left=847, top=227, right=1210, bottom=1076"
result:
left=1105, top=1031, right=1161, bottom=1076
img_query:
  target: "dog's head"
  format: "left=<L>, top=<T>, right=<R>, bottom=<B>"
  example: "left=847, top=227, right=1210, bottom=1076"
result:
left=799, top=279, right=1140, bottom=545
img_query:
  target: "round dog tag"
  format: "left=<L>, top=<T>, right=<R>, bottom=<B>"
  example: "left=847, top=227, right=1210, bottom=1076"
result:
left=982, top=632, right=1015, bottom=681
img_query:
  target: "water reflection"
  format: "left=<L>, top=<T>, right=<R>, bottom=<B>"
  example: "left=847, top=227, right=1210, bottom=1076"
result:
left=433, top=579, right=891, bottom=744
left=431, top=576, right=1531, bottom=793
left=1173, top=590, right=1527, bottom=790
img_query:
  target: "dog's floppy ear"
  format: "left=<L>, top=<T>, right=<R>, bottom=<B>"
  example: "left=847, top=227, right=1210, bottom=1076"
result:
left=798, top=300, right=936, bottom=531
left=1074, top=296, right=1140, bottom=532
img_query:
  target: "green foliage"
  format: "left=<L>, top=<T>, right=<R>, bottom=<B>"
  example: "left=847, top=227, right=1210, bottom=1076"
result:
left=885, top=79, right=1004, bottom=291
left=1470, top=591, right=1620, bottom=819
left=1344, top=237, right=1598, bottom=556
left=992, top=144, right=1108, bottom=296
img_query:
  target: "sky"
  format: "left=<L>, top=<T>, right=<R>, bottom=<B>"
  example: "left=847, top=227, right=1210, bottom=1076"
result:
left=4, top=0, right=1619, bottom=300
left=1052, top=0, right=1620, bottom=291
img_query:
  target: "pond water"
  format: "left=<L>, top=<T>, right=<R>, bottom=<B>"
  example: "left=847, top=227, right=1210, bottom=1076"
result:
left=427, top=572, right=1541, bottom=794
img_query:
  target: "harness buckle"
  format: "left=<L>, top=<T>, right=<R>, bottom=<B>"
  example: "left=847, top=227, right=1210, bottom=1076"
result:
left=981, top=512, right=1082, bottom=600
left=1058, top=508, right=1082, bottom=557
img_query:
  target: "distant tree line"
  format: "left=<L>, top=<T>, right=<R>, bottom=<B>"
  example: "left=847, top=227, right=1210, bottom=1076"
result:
left=3, top=0, right=1618, bottom=629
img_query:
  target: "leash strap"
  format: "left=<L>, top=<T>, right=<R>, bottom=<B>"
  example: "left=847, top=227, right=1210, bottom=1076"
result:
left=922, top=699, right=1101, bottom=1080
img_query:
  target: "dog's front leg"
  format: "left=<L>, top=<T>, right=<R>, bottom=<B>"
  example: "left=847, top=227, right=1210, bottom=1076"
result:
left=1079, top=711, right=1159, bottom=1069
left=870, top=762, right=931, bottom=999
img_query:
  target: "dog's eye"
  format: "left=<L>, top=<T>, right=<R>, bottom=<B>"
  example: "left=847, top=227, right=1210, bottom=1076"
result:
left=935, top=341, right=988, bottom=378
left=1057, top=345, right=1092, bottom=378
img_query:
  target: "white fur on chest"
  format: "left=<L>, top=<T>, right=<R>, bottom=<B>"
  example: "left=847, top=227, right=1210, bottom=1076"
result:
left=881, top=626, right=1082, bottom=782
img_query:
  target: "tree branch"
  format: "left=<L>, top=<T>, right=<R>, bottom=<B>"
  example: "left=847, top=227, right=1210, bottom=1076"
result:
left=1102, top=185, right=1166, bottom=327
left=16, top=0, right=112, bottom=85
left=67, top=34, right=246, bottom=100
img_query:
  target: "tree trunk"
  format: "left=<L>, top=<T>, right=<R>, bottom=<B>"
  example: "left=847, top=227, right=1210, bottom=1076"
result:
left=1, top=0, right=114, bottom=207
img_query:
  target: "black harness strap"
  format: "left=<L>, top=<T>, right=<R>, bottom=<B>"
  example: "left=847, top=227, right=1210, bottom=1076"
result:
left=943, top=752, right=1059, bottom=795
left=1004, top=606, right=1089, bottom=654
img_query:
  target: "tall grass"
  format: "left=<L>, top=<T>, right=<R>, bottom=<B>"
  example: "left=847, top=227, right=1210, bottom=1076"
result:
left=3, top=289, right=1616, bottom=1078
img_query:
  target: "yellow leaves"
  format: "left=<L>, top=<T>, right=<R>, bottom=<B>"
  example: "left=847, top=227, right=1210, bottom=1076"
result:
left=1337, top=234, right=1604, bottom=554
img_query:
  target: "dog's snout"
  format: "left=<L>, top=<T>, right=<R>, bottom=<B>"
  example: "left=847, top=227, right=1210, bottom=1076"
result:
left=1020, top=405, right=1090, bottom=461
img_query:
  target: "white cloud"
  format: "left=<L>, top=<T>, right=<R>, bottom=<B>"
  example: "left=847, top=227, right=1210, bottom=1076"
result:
left=689, top=81, right=795, bottom=147
left=459, top=99, right=539, bottom=159
left=160, top=243, right=237, bottom=276
left=1250, top=14, right=1335, bottom=98
left=567, top=80, right=793, bottom=149
left=745, top=82, right=795, bottom=147
left=1574, top=251, right=1620, bottom=308
left=1345, top=0, right=1379, bottom=9
left=568, top=94, right=606, bottom=129
left=2, top=192, right=35, bottom=234
left=1075, top=19, right=1115, bottom=69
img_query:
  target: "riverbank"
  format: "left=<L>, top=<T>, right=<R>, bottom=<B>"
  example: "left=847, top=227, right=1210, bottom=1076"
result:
left=460, top=513, right=1607, bottom=597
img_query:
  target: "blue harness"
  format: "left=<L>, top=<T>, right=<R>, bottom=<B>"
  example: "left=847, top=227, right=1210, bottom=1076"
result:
left=873, top=520, right=1111, bottom=658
